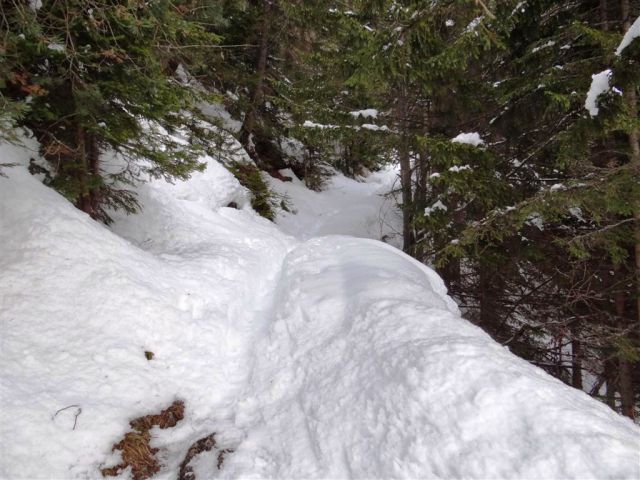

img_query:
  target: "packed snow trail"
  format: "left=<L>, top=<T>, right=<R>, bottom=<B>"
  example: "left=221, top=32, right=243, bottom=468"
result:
left=1, top=132, right=639, bottom=480
left=265, top=167, right=402, bottom=246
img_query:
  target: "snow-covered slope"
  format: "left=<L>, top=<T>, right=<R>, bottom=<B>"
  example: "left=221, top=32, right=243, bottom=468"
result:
left=224, top=237, right=639, bottom=479
left=1, top=133, right=639, bottom=480
left=0, top=134, right=294, bottom=479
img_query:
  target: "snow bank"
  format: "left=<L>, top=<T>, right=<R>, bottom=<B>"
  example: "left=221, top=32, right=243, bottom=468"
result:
left=585, top=69, right=612, bottom=116
left=616, top=15, right=640, bottom=55
left=224, top=236, right=640, bottom=479
left=0, top=133, right=294, bottom=479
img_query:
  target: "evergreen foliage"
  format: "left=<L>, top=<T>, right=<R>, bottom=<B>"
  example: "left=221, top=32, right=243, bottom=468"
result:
left=1, top=0, right=218, bottom=222
left=227, top=160, right=277, bottom=220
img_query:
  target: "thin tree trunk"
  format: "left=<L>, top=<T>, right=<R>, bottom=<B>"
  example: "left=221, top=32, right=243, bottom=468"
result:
left=74, top=124, right=91, bottom=216
left=413, top=109, right=429, bottom=261
left=600, top=0, right=608, bottom=31
left=619, top=360, right=635, bottom=417
left=87, top=132, right=100, bottom=216
left=615, top=283, right=635, bottom=417
left=604, top=358, right=617, bottom=409
left=620, top=0, right=639, bottom=419
left=479, top=262, right=489, bottom=327
left=571, top=336, right=583, bottom=390
left=240, top=0, right=273, bottom=150
left=74, top=127, right=100, bottom=220
left=397, top=84, right=414, bottom=255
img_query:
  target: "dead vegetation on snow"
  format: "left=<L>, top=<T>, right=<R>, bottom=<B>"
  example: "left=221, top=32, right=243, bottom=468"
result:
left=101, top=400, right=232, bottom=480
left=101, top=400, right=184, bottom=480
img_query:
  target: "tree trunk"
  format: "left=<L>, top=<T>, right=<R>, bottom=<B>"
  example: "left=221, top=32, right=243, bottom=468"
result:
left=74, top=126, right=101, bottom=220
left=620, top=0, right=639, bottom=419
left=74, top=125, right=90, bottom=215
left=240, top=0, right=273, bottom=150
left=87, top=132, right=100, bottom=216
left=571, top=336, right=583, bottom=390
left=604, top=358, right=617, bottom=409
left=619, top=360, right=635, bottom=418
left=397, top=84, right=415, bottom=255
left=600, top=0, right=608, bottom=31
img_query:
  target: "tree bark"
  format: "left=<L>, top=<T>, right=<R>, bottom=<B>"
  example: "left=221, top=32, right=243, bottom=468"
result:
left=74, top=126, right=100, bottom=220
left=413, top=107, right=429, bottom=261
left=600, top=0, right=608, bottom=31
left=604, top=358, right=617, bottom=409
left=240, top=0, right=273, bottom=150
left=571, top=336, right=583, bottom=390
left=74, top=124, right=90, bottom=216
left=620, top=0, right=639, bottom=419
left=397, top=84, right=415, bottom=255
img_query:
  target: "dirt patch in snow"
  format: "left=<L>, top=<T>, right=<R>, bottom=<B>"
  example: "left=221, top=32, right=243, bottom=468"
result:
left=178, top=433, right=233, bottom=480
left=101, top=400, right=184, bottom=480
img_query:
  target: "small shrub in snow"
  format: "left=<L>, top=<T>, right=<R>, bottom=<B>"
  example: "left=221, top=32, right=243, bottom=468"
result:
left=227, top=161, right=277, bottom=220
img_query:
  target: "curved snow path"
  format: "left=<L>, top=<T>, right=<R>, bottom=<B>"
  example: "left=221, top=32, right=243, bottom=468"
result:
left=222, top=236, right=640, bottom=480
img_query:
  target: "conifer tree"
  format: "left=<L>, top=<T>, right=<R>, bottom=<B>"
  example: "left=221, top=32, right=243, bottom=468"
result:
left=433, top=0, right=640, bottom=416
left=1, top=0, right=218, bottom=222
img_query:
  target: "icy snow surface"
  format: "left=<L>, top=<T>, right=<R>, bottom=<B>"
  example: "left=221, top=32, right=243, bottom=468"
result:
left=1, top=132, right=639, bottom=480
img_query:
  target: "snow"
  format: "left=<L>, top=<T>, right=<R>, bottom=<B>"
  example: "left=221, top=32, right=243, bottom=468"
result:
left=1, top=130, right=640, bottom=480
left=451, top=131, right=485, bottom=146
left=449, top=164, right=472, bottom=173
left=361, top=123, right=389, bottom=131
left=302, top=120, right=338, bottom=129
left=424, top=199, right=447, bottom=216
left=303, top=120, right=389, bottom=132
left=465, top=16, right=483, bottom=34
left=47, top=43, right=66, bottom=52
left=569, top=207, right=585, bottom=222
left=526, top=213, right=545, bottom=230
left=198, top=102, right=242, bottom=133
left=279, top=137, right=306, bottom=161
left=0, top=131, right=295, bottom=479
left=585, top=69, right=612, bottom=116
left=531, top=40, right=555, bottom=53
left=349, top=108, right=378, bottom=119
left=266, top=166, right=402, bottom=247
left=221, top=236, right=640, bottom=479
left=616, top=15, right=640, bottom=55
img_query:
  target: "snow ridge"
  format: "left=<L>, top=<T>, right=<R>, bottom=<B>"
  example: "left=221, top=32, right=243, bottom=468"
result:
left=222, top=236, right=639, bottom=479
